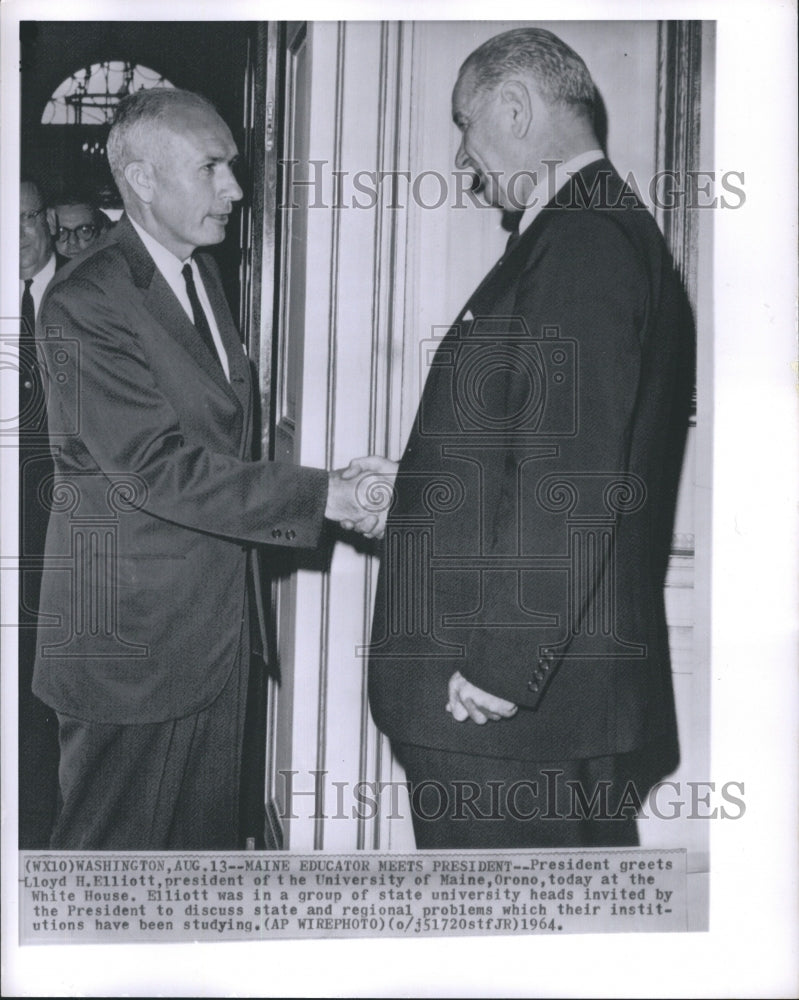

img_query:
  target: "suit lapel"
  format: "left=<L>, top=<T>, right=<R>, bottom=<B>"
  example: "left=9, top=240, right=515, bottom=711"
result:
left=195, top=255, right=251, bottom=413
left=459, top=214, right=546, bottom=322
left=115, top=216, right=245, bottom=412
left=460, top=158, right=618, bottom=322
left=196, top=254, right=254, bottom=458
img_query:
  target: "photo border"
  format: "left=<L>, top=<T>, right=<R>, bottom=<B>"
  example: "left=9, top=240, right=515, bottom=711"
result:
left=2, top=0, right=797, bottom=996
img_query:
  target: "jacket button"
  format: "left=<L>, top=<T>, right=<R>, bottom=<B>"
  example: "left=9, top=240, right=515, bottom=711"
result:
left=527, top=680, right=540, bottom=693
left=541, top=662, right=550, bottom=672
left=286, top=529, right=296, bottom=541
left=271, top=528, right=282, bottom=539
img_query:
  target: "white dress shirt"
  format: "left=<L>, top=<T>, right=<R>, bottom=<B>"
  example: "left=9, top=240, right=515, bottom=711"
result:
left=129, top=216, right=230, bottom=380
left=20, top=252, right=57, bottom=320
left=517, top=148, right=605, bottom=235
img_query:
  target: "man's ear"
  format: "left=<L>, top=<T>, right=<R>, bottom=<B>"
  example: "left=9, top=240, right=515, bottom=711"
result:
left=46, top=208, right=57, bottom=236
left=123, top=160, right=156, bottom=205
left=500, top=80, right=533, bottom=139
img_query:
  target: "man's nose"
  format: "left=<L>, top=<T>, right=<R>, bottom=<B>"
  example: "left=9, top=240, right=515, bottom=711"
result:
left=455, top=141, right=470, bottom=170
left=219, top=166, right=243, bottom=203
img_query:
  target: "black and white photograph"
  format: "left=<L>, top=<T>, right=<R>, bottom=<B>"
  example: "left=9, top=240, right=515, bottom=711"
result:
left=2, top=0, right=796, bottom=997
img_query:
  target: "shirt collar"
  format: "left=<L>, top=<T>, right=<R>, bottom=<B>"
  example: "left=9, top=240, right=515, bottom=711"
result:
left=517, top=149, right=605, bottom=235
left=22, top=252, right=56, bottom=287
left=128, top=215, right=192, bottom=282
left=39, top=252, right=56, bottom=285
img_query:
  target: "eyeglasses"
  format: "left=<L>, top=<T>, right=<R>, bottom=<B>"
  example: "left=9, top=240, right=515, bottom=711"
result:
left=20, top=207, right=46, bottom=227
left=55, top=224, right=98, bottom=243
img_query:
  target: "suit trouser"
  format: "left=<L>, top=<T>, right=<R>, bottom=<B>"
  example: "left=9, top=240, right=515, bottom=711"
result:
left=19, top=443, right=59, bottom=848
left=394, top=744, right=646, bottom=849
left=49, top=641, right=248, bottom=851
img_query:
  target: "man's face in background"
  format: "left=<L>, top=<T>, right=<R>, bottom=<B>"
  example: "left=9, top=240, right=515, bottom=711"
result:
left=20, top=181, right=53, bottom=278
left=52, top=202, right=100, bottom=260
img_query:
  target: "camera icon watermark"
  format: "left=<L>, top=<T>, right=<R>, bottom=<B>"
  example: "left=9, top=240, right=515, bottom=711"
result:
left=0, top=320, right=81, bottom=439
left=417, top=318, right=577, bottom=439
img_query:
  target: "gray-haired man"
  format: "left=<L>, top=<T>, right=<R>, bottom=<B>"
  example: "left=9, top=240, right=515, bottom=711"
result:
left=367, top=28, right=693, bottom=848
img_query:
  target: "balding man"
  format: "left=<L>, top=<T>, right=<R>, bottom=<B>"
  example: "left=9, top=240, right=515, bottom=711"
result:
left=34, top=88, right=375, bottom=850
left=367, top=29, right=693, bottom=847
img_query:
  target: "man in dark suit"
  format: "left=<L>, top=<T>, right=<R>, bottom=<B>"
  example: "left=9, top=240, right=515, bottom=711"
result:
left=34, top=88, right=373, bottom=850
left=366, top=28, right=693, bottom=848
left=19, top=179, right=59, bottom=847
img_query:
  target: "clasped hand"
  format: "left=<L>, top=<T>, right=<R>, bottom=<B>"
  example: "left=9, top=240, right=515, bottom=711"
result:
left=446, top=670, right=518, bottom=724
left=327, top=463, right=518, bottom=722
left=325, top=455, right=399, bottom=539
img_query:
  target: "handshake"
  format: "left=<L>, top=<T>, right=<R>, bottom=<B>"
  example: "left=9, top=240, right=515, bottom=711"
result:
left=325, top=455, right=399, bottom=540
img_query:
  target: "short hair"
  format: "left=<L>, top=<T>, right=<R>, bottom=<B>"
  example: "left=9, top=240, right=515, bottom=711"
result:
left=460, top=28, right=596, bottom=115
left=51, top=186, right=98, bottom=211
left=106, top=87, right=217, bottom=186
left=49, top=190, right=110, bottom=235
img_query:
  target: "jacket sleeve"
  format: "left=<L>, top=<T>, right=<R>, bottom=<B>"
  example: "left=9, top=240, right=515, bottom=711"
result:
left=38, top=274, right=330, bottom=548
left=457, top=210, right=650, bottom=708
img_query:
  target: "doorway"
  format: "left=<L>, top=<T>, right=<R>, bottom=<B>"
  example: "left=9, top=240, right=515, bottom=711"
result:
left=17, top=18, right=264, bottom=847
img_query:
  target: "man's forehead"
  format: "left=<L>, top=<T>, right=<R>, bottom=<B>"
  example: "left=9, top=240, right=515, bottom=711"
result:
left=161, top=106, right=237, bottom=155
left=55, top=203, right=94, bottom=222
left=20, top=182, right=42, bottom=209
left=129, top=105, right=236, bottom=165
left=451, top=69, right=480, bottom=121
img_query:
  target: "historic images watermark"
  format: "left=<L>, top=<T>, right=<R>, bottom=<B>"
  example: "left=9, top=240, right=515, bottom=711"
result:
left=280, top=160, right=746, bottom=212
left=5, top=317, right=153, bottom=654
left=8, top=312, right=657, bottom=672
left=355, top=313, right=663, bottom=673
left=276, top=770, right=746, bottom=824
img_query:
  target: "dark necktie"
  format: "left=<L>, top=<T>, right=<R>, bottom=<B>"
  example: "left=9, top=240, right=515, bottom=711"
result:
left=504, top=227, right=521, bottom=257
left=19, top=277, right=44, bottom=434
left=181, top=263, right=221, bottom=366
left=21, top=278, right=35, bottom=337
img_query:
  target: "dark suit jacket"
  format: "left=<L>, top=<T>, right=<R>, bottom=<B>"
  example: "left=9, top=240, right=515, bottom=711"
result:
left=34, top=216, right=329, bottom=725
left=369, top=160, right=693, bottom=769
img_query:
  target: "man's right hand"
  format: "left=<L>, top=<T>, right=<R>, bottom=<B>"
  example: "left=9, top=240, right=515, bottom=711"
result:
left=326, top=456, right=397, bottom=539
